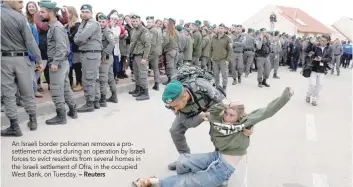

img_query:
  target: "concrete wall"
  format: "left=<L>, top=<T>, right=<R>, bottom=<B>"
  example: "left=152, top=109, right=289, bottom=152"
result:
left=333, top=17, right=353, bottom=41
left=242, top=4, right=297, bottom=35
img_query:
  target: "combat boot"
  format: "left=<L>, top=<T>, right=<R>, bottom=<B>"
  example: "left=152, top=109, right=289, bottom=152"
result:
left=162, top=77, right=171, bottom=85
left=262, top=79, right=270, bottom=87
left=136, top=88, right=150, bottom=101
left=45, top=108, right=67, bottom=125
left=107, top=91, right=118, bottom=103
left=132, top=86, right=142, bottom=97
left=1, top=119, right=23, bottom=137
left=232, top=79, right=237, bottom=85
left=67, top=104, right=78, bottom=119
left=27, top=114, right=38, bottom=131
left=258, top=81, right=263, bottom=88
left=238, top=75, right=242, bottom=83
left=99, top=94, right=107, bottom=107
left=128, top=86, right=139, bottom=95
left=152, top=82, right=159, bottom=91
left=77, top=101, right=95, bottom=113
left=94, top=100, right=100, bottom=109
left=273, top=73, right=280, bottom=79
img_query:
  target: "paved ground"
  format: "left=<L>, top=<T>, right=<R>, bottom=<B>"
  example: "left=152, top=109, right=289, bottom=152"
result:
left=1, top=67, right=352, bottom=187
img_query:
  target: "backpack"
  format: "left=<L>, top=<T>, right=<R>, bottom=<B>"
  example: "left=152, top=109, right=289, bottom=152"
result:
left=301, top=62, right=312, bottom=78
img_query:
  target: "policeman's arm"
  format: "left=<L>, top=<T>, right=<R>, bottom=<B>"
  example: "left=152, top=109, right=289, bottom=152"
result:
left=226, top=38, right=232, bottom=62
left=202, top=37, right=207, bottom=49
left=103, top=30, right=115, bottom=56
left=141, top=30, right=152, bottom=59
left=150, top=29, right=158, bottom=50
left=74, top=22, right=98, bottom=44
left=52, top=27, right=68, bottom=66
left=21, top=18, right=42, bottom=64
left=162, top=32, right=169, bottom=50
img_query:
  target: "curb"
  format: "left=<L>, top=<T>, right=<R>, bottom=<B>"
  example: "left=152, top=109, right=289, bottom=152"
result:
left=1, top=76, right=167, bottom=125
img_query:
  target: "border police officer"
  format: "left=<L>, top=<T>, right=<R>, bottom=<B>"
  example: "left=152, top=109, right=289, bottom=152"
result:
left=255, top=28, right=271, bottom=88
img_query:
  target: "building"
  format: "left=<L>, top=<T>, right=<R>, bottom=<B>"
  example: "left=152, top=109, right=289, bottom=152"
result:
left=243, top=4, right=332, bottom=37
left=332, top=17, right=353, bottom=41
left=325, top=25, right=347, bottom=41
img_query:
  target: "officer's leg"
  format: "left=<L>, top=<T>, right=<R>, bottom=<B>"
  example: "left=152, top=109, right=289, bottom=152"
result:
left=262, top=57, right=271, bottom=87
left=150, top=55, right=160, bottom=91
left=220, top=60, right=229, bottom=89
left=44, top=63, right=50, bottom=88
left=243, top=52, right=249, bottom=76
left=231, top=54, right=237, bottom=85
left=1, top=58, right=23, bottom=136
left=94, top=65, right=101, bottom=110
left=201, top=57, right=207, bottom=70
left=107, top=56, right=118, bottom=103
left=78, top=53, right=100, bottom=113
left=257, top=57, right=265, bottom=87
left=98, top=59, right=109, bottom=107
left=336, top=55, right=341, bottom=75
left=163, top=51, right=176, bottom=85
left=273, top=53, right=280, bottom=79
left=136, top=55, right=150, bottom=101
left=192, top=57, right=201, bottom=68
left=237, top=54, right=244, bottom=83
left=212, top=61, right=221, bottom=87
left=207, top=58, right=212, bottom=71
left=174, top=51, right=179, bottom=70
left=46, top=62, right=67, bottom=125
left=131, top=55, right=141, bottom=97
left=62, top=61, right=78, bottom=119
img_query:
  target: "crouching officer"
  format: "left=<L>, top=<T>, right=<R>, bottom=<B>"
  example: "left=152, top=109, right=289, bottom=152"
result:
left=96, top=14, right=115, bottom=108
left=38, top=0, right=78, bottom=125
left=162, top=78, right=230, bottom=171
left=74, top=4, right=102, bottom=112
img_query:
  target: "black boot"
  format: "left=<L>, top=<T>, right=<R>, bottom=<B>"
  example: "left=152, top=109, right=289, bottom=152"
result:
left=136, top=88, right=150, bottom=101
left=99, top=94, right=107, bottom=107
left=232, top=78, right=237, bottom=85
left=162, top=77, right=171, bottom=85
left=152, top=82, right=159, bottom=91
left=77, top=101, right=95, bottom=113
left=1, top=119, right=23, bottom=137
left=122, top=71, right=128, bottom=78
left=27, top=114, right=38, bottom=131
left=132, top=86, right=142, bottom=97
left=107, top=91, right=118, bottom=103
left=94, top=100, right=100, bottom=109
left=67, top=104, right=78, bottom=119
left=273, top=73, right=280, bottom=79
left=128, top=86, right=139, bottom=95
left=238, top=76, right=242, bottom=83
left=262, top=79, right=270, bottom=87
left=45, top=108, right=67, bottom=125
left=258, top=80, right=263, bottom=88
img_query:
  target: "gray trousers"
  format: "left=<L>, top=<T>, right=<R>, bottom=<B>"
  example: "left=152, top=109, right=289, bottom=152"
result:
left=165, top=50, right=177, bottom=78
left=1, top=56, right=36, bottom=119
left=191, top=56, right=201, bottom=67
left=177, top=52, right=184, bottom=69
left=243, top=51, right=254, bottom=75
left=256, top=56, right=271, bottom=82
left=201, top=56, right=209, bottom=70
left=95, top=55, right=112, bottom=100
left=49, top=60, right=75, bottom=109
left=331, top=55, right=341, bottom=74
left=81, top=52, right=101, bottom=102
left=270, top=52, right=280, bottom=74
left=148, top=55, right=160, bottom=83
left=108, top=55, right=117, bottom=93
left=231, top=53, right=244, bottom=79
left=212, top=60, right=228, bottom=87
left=133, top=55, right=148, bottom=89
left=170, top=112, right=204, bottom=153
left=280, top=50, right=287, bottom=64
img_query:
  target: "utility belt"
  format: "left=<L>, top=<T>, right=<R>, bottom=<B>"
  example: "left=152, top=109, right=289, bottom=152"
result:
left=233, top=51, right=243, bottom=54
left=79, top=50, right=101, bottom=53
left=2, top=51, right=28, bottom=57
left=244, top=49, right=253, bottom=52
left=334, top=54, right=341, bottom=56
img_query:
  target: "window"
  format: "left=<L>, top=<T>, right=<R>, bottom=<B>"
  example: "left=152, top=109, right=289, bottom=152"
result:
left=295, top=19, right=307, bottom=26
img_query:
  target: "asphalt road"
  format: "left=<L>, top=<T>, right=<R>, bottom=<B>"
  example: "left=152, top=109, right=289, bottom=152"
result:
left=1, top=67, right=352, bottom=187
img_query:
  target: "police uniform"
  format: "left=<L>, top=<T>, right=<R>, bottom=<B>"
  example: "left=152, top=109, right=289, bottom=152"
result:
left=183, top=28, right=193, bottom=63
left=38, top=1, right=78, bottom=125
left=201, top=28, right=211, bottom=70
left=191, top=20, right=202, bottom=67
left=1, top=2, right=43, bottom=136
left=96, top=14, right=116, bottom=108
left=128, top=14, right=152, bottom=101
left=74, top=4, right=102, bottom=112
left=270, top=31, right=281, bottom=79
left=176, top=25, right=187, bottom=70
left=162, top=79, right=226, bottom=171
left=231, top=25, right=246, bottom=85
left=243, top=28, right=255, bottom=77
left=255, top=28, right=271, bottom=88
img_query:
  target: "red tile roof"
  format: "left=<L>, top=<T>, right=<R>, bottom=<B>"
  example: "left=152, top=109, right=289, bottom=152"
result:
left=276, top=6, right=332, bottom=34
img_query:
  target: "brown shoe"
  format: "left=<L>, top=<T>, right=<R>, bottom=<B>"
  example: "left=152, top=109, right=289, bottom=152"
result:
left=34, top=92, right=43, bottom=98
left=73, top=84, right=83, bottom=92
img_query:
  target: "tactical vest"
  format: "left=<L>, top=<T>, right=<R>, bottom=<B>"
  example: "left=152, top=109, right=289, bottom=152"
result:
left=256, top=39, right=271, bottom=56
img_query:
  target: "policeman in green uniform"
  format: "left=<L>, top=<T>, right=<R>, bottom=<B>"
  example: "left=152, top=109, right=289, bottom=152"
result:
left=270, top=30, right=281, bottom=79
left=74, top=4, right=102, bottom=112
left=162, top=78, right=229, bottom=171
left=183, top=27, right=193, bottom=63
left=201, top=27, right=211, bottom=70
left=127, top=14, right=151, bottom=101
left=231, top=25, right=246, bottom=85
left=176, top=25, right=187, bottom=69
left=191, top=20, right=202, bottom=67
left=243, top=28, right=255, bottom=77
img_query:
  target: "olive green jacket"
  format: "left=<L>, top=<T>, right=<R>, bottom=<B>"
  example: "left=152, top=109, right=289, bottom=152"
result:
left=192, top=30, right=202, bottom=58
left=128, top=24, right=151, bottom=59
left=184, top=35, right=193, bottom=61
left=210, top=34, right=232, bottom=62
left=202, top=35, right=211, bottom=57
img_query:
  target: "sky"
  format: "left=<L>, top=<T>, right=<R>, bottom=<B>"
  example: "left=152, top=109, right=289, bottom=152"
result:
left=25, top=0, right=353, bottom=25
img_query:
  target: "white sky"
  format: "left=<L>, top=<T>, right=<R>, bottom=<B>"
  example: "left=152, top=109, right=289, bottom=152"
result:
left=27, top=0, right=352, bottom=25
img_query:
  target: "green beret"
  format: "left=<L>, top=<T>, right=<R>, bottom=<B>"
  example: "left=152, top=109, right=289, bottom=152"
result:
left=213, top=24, right=217, bottom=27
left=193, top=20, right=201, bottom=26
left=162, top=80, right=183, bottom=104
left=176, top=25, right=183, bottom=31
left=169, top=18, right=176, bottom=23
left=247, top=28, right=254, bottom=33
left=260, top=28, right=266, bottom=32
left=97, top=14, right=107, bottom=21
left=38, top=0, right=57, bottom=9
left=183, top=27, right=191, bottom=32
left=237, top=25, right=242, bottom=28
left=131, top=14, right=141, bottom=19
left=146, top=16, right=154, bottom=20
left=219, top=23, right=225, bottom=27
left=80, top=4, right=92, bottom=11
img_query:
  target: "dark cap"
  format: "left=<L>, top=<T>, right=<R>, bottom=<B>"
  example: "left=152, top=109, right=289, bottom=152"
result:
left=219, top=23, right=225, bottom=27
left=131, top=14, right=141, bottom=19
left=146, top=16, right=154, bottom=20
left=80, top=4, right=92, bottom=11
left=169, top=18, right=176, bottom=23
left=260, top=28, right=266, bottom=32
left=38, top=0, right=57, bottom=9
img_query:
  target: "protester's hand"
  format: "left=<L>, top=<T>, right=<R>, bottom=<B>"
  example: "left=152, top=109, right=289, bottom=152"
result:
left=289, top=87, right=294, bottom=97
left=81, top=40, right=88, bottom=45
left=199, top=112, right=210, bottom=121
left=101, top=55, right=107, bottom=63
left=50, top=64, right=58, bottom=72
left=242, top=127, right=254, bottom=136
left=36, top=64, right=43, bottom=72
left=140, top=58, right=147, bottom=64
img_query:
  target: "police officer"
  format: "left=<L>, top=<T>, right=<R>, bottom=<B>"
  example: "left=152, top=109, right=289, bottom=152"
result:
left=96, top=14, right=115, bottom=108
left=243, top=28, right=255, bottom=77
left=191, top=20, right=202, bottom=67
left=176, top=25, right=187, bottom=70
left=255, top=28, right=271, bottom=88
left=201, top=27, right=211, bottom=70
left=1, top=0, right=43, bottom=137
left=162, top=78, right=229, bottom=171
left=270, top=30, right=281, bottom=79
left=231, top=25, right=246, bottom=85
left=38, top=0, right=78, bottom=125
left=74, top=4, right=102, bottom=112
left=127, top=14, right=151, bottom=101
left=146, top=16, right=162, bottom=91
left=183, top=27, right=193, bottom=63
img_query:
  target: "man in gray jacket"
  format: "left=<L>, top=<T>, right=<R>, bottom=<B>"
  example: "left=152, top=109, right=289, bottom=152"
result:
left=331, top=38, right=343, bottom=76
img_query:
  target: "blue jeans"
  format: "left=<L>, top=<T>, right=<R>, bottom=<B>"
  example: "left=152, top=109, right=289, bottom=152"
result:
left=160, top=152, right=235, bottom=187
